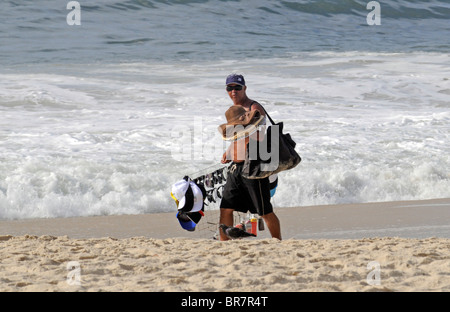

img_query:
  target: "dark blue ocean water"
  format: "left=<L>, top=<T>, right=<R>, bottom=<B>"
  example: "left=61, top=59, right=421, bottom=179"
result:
left=1, top=0, right=449, bottom=65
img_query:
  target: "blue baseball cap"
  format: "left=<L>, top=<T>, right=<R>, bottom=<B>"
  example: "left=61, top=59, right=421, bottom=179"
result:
left=176, top=210, right=204, bottom=231
left=226, top=74, right=245, bottom=86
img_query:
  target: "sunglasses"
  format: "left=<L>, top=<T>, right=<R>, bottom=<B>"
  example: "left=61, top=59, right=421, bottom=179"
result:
left=204, top=184, right=225, bottom=205
left=191, top=167, right=228, bottom=205
left=193, top=168, right=227, bottom=189
left=226, top=85, right=243, bottom=92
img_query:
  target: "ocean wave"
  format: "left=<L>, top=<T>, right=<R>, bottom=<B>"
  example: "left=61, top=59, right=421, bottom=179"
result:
left=1, top=52, right=449, bottom=219
left=76, top=0, right=450, bottom=19
left=279, top=0, right=450, bottom=19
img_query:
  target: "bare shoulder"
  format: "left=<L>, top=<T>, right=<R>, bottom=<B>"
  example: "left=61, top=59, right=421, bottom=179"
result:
left=250, top=101, right=266, bottom=116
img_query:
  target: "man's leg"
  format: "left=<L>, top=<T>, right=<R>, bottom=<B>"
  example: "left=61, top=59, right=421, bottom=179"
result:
left=262, top=212, right=281, bottom=240
left=219, top=208, right=234, bottom=241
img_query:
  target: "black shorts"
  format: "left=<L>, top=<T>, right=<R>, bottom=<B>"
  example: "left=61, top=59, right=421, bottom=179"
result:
left=219, top=162, right=273, bottom=216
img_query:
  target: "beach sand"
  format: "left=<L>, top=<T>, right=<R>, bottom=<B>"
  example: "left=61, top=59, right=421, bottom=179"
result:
left=0, top=198, right=449, bottom=292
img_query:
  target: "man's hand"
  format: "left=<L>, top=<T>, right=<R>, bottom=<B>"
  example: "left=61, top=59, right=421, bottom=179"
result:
left=221, top=152, right=231, bottom=164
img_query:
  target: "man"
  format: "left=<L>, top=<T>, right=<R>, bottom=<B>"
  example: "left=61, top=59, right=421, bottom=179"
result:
left=218, top=73, right=281, bottom=241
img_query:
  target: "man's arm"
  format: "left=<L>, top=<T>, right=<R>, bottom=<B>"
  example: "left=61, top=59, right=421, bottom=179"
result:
left=249, top=101, right=266, bottom=142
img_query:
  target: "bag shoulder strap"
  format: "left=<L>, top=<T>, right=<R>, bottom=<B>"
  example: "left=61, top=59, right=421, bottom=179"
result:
left=250, top=101, right=275, bottom=125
